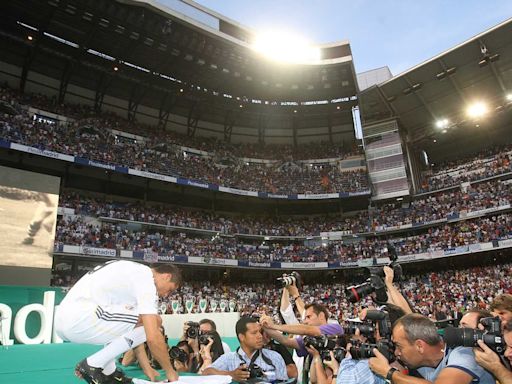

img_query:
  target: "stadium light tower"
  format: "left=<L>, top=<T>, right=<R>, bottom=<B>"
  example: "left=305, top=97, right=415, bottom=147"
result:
left=252, top=30, right=320, bottom=63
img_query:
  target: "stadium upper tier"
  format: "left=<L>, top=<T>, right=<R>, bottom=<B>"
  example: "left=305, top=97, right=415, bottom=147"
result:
left=0, top=87, right=369, bottom=195
left=60, top=176, right=512, bottom=237
left=419, top=144, right=512, bottom=193
left=1, top=0, right=359, bottom=142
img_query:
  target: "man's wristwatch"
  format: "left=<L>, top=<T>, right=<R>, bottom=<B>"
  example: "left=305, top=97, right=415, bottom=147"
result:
left=385, top=367, right=398, bottom=383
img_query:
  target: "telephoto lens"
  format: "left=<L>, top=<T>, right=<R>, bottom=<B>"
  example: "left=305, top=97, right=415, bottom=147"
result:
left=444, top=327, right=505, bottom=354
left=276, top=271, right=302, bottom=289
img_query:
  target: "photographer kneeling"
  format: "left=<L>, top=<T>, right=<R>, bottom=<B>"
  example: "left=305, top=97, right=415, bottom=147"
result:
left=368, top=313, right=495, bottom=384
left=202, top=317, right=289, bottom=382
left=473, top=321, right=512, bottom=384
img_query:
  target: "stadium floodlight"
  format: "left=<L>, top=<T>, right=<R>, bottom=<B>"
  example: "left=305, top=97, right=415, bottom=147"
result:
left=252, top=30, right=320, bottom=63
left=435, top=119, right=449, bottom=129
left=466, top=101, right=489, bottom=119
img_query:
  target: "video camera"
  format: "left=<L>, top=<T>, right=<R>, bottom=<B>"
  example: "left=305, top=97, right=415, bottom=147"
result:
left=444, top=316, right=505, bottom=354
left=345, top=244, right=402, bottom=304
left=276, top=271, right=302, bottom=290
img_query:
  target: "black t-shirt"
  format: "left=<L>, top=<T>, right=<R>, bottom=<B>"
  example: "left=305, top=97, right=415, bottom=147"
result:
left=266, top=340, right=295, bottom=366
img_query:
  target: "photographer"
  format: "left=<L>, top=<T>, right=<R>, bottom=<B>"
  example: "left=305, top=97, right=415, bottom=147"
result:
left=368, top=313, right=495, bottom=384
left=308, top=304, right=406, bottom=384
left=199, top=318, right=232, bottom=353
left=261, top=303, right=342, bottom=384
left=473, top=321, right=512, bottom=384
left=490, top=294, right=512, bottom=327
left=262, top=329, right=298, bottom=380
left=279, top=272, right=306, bottom=383
left=261, top=303, right=343, bottom=357
left=280, top=272, right=306, bottom=325
left=459, top=309, right=492, bottom=329
left=202, top=317, right=288, bottom=382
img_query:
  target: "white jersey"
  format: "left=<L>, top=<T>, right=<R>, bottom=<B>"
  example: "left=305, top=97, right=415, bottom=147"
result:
left=63, top=260, right=159, bottom=316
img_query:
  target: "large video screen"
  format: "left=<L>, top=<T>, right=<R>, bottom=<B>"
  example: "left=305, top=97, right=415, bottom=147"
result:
left=0, top=165, right=60, bottom=268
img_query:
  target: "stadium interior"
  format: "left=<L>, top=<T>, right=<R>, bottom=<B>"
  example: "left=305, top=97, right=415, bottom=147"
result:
left=0, top=1, right=512, bottom=383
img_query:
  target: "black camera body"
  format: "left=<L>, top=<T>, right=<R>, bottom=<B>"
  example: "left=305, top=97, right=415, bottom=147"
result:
left=343, top=321, right=376, bottom=339
left=346, top=274, right=388, bottom=304
left=169, top=346, right=189, bottom=363
left=304, top=335, right=346, bottom=363
left=345, top=243, right=401, bottom=304
left=444, top=316, right=505, bottom=354
left=186, top=321, right=200, bottom=339
left=198, top=331, right=213, bottom=345
left=365, top=309, right=392, bottom=339
left=320, top=347, right=346, bottom=362
left=277, top=271, right=302, bottom=289
left=349, top=339, right=395, bottom=362
left=240, top=363, right=265, bottom=380
left=303, top=335, right=341, bottom=351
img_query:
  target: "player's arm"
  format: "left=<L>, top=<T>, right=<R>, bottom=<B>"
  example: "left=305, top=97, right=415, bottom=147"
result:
left=262, top=328, right=300, bottom=349
left=273, top=323, right=323, bottom=337
left=141, top=314, right=178, bottom=382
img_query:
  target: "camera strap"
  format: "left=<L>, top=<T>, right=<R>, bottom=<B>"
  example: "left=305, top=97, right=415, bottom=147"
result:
left=236, top=348, right=276, bottom=371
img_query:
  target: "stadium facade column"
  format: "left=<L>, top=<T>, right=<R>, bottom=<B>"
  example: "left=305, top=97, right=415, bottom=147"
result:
left=58, top=18, right=100, bottom=105
left=157, top=93, right=177, bottom=131
left=187, top=101, right=200, bottom=137
left=258, top=114, right=267, bottom=145
left=223, top=110, right=235, bottom=143
left=19, top=5, right=58, bottom=93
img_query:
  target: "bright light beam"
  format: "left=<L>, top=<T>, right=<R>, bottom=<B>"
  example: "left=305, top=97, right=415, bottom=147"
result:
left=252, top=30, right=321, bottom=64
left=466, top=101, right=488, bottom=119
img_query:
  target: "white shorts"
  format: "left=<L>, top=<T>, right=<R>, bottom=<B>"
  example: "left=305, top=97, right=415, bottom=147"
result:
left=55, top=297, right=140, bottom=344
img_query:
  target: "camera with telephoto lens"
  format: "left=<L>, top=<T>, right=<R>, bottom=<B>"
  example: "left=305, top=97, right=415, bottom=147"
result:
left=349, top=339, right=395, bottom=362
left=444, top=316, right=505, bottom=354
left=186, top=321, right=200, bottom=339
left=345, top=246, right=402, bottom=304
left=343, top=320, right=376, bottom=338
left=169, top=346, right=189, bottom=363
left=303, top=335, right=341, bottom=350
left=276, top=271, right=302, bottom=290
left=320, top=347, right=346, bottom=362
left=304, top=335, right=346, bottom=362
left=346, top=274, right=388, bottom=304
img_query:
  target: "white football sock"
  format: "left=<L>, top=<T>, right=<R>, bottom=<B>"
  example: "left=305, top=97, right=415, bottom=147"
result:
left=102, top=359, right=116, bottom=376
left=87, top=326, right=146, bottom=368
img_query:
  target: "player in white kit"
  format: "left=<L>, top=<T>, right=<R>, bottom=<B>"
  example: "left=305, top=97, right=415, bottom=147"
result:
left=55, top=260, right=182, bottom=383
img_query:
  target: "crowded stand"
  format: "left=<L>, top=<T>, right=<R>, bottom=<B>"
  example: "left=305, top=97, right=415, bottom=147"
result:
left=54, top=206, right=512, bottom=264
left=58, top=174, right=512, bottom=237
left=0, top=86, right=369, bottom=196
left=420, top=144, right=512, bottom=193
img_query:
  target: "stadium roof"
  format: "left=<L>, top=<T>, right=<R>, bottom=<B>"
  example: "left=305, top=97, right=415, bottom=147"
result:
left=0, top=0, right=360, bottom=141
left=359, top=17, right=512, bottom=161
